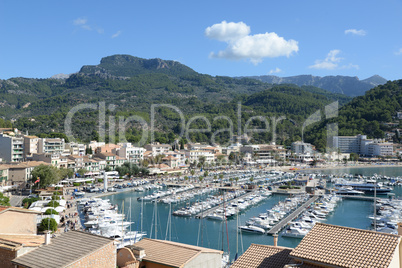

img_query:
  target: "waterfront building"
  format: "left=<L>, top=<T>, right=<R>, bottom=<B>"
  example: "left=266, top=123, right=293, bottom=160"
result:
left=291, top=141, right=313, bottom=155
left=144, top=143, right=171, bottom=157
left=241, top=144, right=286, bottom=164
left=115, top=143, right=146, bottom=164
left=0, top=133, right=24, bottom=162
left=333, top=134, right=394, bottom=157
left=185, top=149, right=215, bottom=164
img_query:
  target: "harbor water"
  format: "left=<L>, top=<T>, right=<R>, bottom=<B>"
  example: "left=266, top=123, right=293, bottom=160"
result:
left=101, top=166, right=402, bottom=260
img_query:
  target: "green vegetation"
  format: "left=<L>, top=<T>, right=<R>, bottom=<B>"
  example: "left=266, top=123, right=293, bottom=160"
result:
left=22, top=197, right=39, bottom=208
left=46, top=201, right=60, bottom=208
left=305, top=80, right=402, bottom=151
left=44, top=208, right=59, bottom=215
left=0, top=192, right=10, bottom=206
left=1, top=55, right=398, bottom=151
left=39, top=218, right=58, bottom=232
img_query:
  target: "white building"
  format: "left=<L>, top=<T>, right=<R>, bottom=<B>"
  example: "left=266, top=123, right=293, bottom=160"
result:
left=185, top=150, right=215, bottom=164
left=144, top=143, right=171, bottom=157
left=333, top=134, right=394, bottom=157
left=23, top=135, right=39, bottom=158
left=291, top=141, right=313, bottom=155
left=115, top=143, right=145, bottom=164
left=38, top=138, right=65, bottom=155
left=0, top=133, right=24, bottom=162
left=65, top=142, right=86, bottom=156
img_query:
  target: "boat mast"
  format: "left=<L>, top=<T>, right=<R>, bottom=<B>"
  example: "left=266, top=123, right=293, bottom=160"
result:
left=154, top=200, right=157, bottom=239
left=373, top=175, right=377, bottom=231
left=141, top=198, right=143, bottom=233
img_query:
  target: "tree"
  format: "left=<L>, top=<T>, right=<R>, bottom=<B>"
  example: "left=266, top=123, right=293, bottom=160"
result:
left=58, top=168, right=73, bottom=180
left=31, top=165, right=60, bottom=187
left=44, top=208, right=59, bottom=215
left=76, top=168, right=87, bottom=177
left=198, top=176, right=203, bottom=185
left=235, top=177, right=239, bottom=185
left=184, top=176, right=189, bottom=183
left=349, top=153, right=359, bottom=161
left=219, top=174, right=224, bottom=186
left=198, top=156, right=206, bottom=167
left=204, top=171, right=209, bottom=177
left=0, top=192, right=10, bottom=206
left=39, top=218, right=58, bottom=232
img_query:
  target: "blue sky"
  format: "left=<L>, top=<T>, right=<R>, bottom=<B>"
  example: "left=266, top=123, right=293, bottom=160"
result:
left=1, top=0, right=401, bottom=81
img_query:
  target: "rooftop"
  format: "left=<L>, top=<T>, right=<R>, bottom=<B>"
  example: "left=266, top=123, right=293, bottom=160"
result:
left=12, top=231, right=114, bottom=268
left=290, top=223, right=401, bottom=268
left=133, top=238, right=222, bottom=268
left=230, top=244, right=294, bottom=268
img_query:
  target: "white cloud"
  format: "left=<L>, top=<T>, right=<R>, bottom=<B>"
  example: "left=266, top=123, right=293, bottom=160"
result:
left=111, top=30, right=122, bottom=38
left=309, top=50, right=358, bottom=70
left=205, top=21, right=250, bottom=42
left=395, top=48, right=402, bottom=55
left=73, top=18, right=87, bottom=26
left=73, top=17, right=104, bottom=34
left=345, top=29, right=366, bottom=36
left=269, top=68, right=282, bottom=74
left=205, top=21, right=298, bottom=64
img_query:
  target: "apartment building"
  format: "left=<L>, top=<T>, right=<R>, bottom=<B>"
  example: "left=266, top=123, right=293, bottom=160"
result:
left=0, top=133, right=24, bottom=162
left=38, top=138, right=65, bottom=155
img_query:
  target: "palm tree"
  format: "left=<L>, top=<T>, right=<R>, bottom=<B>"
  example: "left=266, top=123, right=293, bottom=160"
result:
left=219, top=174, right=224, bottom=186
left=198, top=176, right=204, bottom=185
left=229, top=177, right=233, bottom=186
left=235, top=177, right=239, bottom=186
left=184, top=176, right=189, bottom=184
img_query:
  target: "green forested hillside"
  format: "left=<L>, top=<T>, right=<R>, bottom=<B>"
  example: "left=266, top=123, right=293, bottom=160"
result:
left=305, top=80, right=402, bottom=150
left=6, top=54, right=394, bottom=148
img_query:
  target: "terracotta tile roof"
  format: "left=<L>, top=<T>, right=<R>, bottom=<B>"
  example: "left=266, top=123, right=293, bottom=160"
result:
left=11, top=231, right=115, bottom=268
left=0, top=238, right=22, bottom=250
left=133, top=238, right=222, bottom=268
left=290, top=223, right=401, bottom=268
left=230, top=244, right=294, bottom=268
left=0, top=206, right=41, bottom=215
left=0, top=234, right=45, bottom=247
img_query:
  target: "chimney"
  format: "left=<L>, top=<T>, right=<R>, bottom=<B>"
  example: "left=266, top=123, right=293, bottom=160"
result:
left=398, top=222, right=402, bottom=236
left=273, top=233, right=278, bottom=247
left=127, top=246, right=146, bottom=261
left=44, top=231, right=51, bottom=245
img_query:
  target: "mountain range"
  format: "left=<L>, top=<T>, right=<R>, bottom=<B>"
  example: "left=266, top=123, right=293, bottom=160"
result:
left=238, top=74, right=387, bottom=97
left=0, top=54, right=398, bottom=148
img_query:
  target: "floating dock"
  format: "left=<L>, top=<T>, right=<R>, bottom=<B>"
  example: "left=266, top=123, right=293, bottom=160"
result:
left=267, top=195, right=320, bottom=235
left=195, top=191, right=258, bottom=219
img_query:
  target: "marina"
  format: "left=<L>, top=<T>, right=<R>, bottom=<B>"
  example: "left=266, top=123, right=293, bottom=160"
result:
left=267, top=195, right=320, bottom=235
left=79, top=165, right=402, bottom=261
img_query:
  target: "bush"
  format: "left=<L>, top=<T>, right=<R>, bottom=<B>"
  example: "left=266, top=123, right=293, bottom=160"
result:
left=73, top=182, right=80, bottom=187
left=46, top=201, right=60, bottom=208
left=22, top=197, right=39, bottom=209
left=44, top=208, right=59, bottom=215
left=98, top=179, right=103, bottom=183
left=53, top=191, right=61, bottom=196
left=39, top=218, right=58, bottom=232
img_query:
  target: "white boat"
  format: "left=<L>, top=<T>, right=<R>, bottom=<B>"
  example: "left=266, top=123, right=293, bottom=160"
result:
left=282, top=227, right=309, bottom=238
left=238, top=225, right=265, bottom=234
left=207, top=213, right=226, bottom=221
